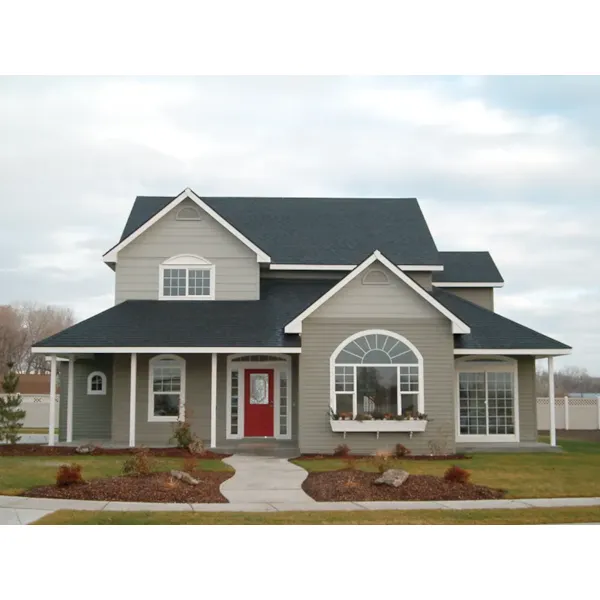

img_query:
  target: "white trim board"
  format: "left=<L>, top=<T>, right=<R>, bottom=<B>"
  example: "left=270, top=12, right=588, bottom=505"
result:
left=433, top=282, right=504, bottom=288
left=270, top=263, right=444, bottom=272
left=454, top=349, right=571, bottom=356
left=284, top=250, right=471, bottom=335
left=33, top=346, right=302, bottom=355
left=103, top=188, right=271, bottom=264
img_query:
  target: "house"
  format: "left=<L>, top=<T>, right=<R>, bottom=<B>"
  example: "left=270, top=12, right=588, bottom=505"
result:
left=32, top=188, right=571, bottom=454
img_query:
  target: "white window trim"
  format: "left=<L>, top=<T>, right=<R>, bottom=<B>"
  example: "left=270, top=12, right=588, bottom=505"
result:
left=329, top=330, right=425, bottom=417
left=226, top=354, right=292, bottom=440
left=175, top=205, right=202, bottom=221
left=148, top=354, right=186, bottom=423
left=87, top=371, right=107, bottom=395
left=159, top=254, right=216, bottom=300
left=454, top=355, right=520, bottom=442
left=361, top=269, right=390, bottom=285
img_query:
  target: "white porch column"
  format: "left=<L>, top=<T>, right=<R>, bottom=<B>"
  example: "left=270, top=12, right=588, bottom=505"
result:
left=548, top=356, right=556, bottom=446
left=210, top=353, right=217, bottom=448
left=66, top=355, right=74, bottom=443
left=129, top=353, right=137, bottom=447
left=48, top=355, right=57, bottom=446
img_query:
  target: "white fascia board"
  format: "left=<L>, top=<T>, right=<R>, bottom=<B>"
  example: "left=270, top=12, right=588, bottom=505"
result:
left=270, top=264, right=444, bottom=272
left=433, top=282, right=504, bottom=288
left=454, top=348, right=572, bottom=356
left=33, top=347, right=301, bottom=355
left=103, top=188, right=271, bottom=263
left=284, top=250, right=470, bottom=335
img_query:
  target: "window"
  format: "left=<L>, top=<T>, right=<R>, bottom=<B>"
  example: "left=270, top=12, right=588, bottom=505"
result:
left=176, top=205, right=201, bottom=221
left=159, top=255, right=215, bottom=300
left=331, top=330, right=423, bottom=417
left=361, top=269, right=390, bottom=285
left=148, top=355, right=185, bottom=422
left=87, top=371, right=107, bottom=395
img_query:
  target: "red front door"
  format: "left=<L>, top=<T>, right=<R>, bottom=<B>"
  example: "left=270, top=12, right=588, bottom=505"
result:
left=244, top=369, right=274, bottom=437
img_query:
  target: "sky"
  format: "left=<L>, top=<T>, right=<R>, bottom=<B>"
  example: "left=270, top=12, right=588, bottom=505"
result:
left=0, top=76, right=598, bottom=372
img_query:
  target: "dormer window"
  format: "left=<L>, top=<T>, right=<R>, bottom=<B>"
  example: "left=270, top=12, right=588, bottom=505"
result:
left=159, top=254, right=215, bottom=300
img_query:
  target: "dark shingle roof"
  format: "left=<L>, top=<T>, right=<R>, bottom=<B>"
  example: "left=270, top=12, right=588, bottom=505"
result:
left=434, top=251, right=504, bottom=284
left=432, top=289, right=570, bottom=350
left=117, top=195, right=441, bottom=266
left=34, top=279, right=335, bottom=348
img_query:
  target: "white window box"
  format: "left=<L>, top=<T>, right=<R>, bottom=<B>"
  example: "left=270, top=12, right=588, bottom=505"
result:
left=330, top=419, right=428, bottom=435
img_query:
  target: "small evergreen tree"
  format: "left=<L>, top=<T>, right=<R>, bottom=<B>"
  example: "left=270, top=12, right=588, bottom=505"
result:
left=0, top=362, right=26, bottom=444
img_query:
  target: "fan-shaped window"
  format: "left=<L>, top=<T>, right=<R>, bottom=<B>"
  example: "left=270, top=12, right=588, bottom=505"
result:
left=361, top=269, right=389, bottom=285
left=176, top=206, right=202, bottom=221
left=87, top=371, right=106, bottom=395
left=331, top=330, right=423, bottom=417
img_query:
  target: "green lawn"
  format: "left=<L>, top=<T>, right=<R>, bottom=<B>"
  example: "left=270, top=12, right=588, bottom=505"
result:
left=0, top=456, right=232, bottom=496
left=292, top=438, right=600, bottom=498
left=34, top=506, right=600, bottom=525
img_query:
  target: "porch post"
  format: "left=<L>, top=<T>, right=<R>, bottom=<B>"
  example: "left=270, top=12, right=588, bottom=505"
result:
left=48, top=355, right=57, bottom=446
left=66, top=355, right=74, bottom=443
left=129, top=352, right=137, bottom=447
left=210, top=353, right=217, bottom=448
left=548, top=356, right=556, bottom=446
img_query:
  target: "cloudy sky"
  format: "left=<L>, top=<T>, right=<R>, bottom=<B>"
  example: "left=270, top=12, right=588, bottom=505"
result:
left=0, top=76, right=597, bottom=372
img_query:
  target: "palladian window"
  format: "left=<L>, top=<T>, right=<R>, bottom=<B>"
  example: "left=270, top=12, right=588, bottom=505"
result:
left=332, top=331, right=423, bottom=417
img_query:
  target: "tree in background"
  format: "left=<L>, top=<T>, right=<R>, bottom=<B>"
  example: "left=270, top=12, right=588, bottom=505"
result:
left=536, top=365, right=599, bottom=397
left=0, top=302, right=74, bottom=375
left=0, top=362, right=26, bottom=443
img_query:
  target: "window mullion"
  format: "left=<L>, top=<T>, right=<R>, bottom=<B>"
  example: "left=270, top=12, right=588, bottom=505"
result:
left=397, top=366, right=401, bottom=415
left=352, top=365, right=357, bottom=416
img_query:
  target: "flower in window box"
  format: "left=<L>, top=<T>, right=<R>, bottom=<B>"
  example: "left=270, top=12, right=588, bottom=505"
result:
left=384, top=413, right=394, bottom=421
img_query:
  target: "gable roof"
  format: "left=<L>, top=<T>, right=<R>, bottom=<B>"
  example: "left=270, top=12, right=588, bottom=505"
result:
left=433, top=251, right=504, bottom=286
left=432, top=288, right=571, bottom=353
left=111, top=191, right=442, bottom=267
left=284, top=250, right=471, bottom=334
left=103, top=189, right=271, bottom=263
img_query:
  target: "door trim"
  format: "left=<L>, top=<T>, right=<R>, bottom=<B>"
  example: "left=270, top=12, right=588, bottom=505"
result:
left=226, top=354, right=292, bottom=441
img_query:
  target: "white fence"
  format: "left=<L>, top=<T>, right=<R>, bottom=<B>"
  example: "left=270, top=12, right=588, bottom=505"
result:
left=19, top=395, right=60, bottom=429
left=537, top=396, right=600, bottom=430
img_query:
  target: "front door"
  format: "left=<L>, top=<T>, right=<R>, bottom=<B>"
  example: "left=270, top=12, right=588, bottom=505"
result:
left=244, top=369, right=274, bottom=437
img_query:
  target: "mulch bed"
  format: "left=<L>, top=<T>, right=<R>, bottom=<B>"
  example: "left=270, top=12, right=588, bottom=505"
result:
left=23, top=471, right=233, bottom=503
left=298, top=454, right=471, bottom=461
left=302, top=470, right=505, bottom=502
left=0, top=444, right=228, bottom=459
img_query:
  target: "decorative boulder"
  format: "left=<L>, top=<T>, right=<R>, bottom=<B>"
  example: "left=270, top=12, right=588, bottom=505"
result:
left=75, top=444, right=95, bottom=454
left=170, top=470, right=200, bottom=485
left=374, top=469, right=409, bottom=487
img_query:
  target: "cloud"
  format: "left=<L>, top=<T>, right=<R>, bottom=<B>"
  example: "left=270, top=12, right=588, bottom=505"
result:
left=0, top=76, right=598, bottom=372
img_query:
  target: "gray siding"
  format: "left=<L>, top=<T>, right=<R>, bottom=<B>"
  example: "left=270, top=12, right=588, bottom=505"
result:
left=115, top=198, right=259, bottom=303
left=408, top=271, right=433, bottom=290
left=517, top=356, right=537, bottom=442
left=58, top=357, right=113, bottom=442
left=313, top=263, right=441, bottom=320
left=298, top=263, right=456, bottom=454
left=442, top=288, right=494, bottom=311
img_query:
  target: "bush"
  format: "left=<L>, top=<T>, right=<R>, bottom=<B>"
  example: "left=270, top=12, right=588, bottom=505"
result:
left=444, top=465, right=471, bottom=484
left=333, top=444, right=350, bottom=457
left=56, top=463, right=83, bottom=486
left=182, top=456, right=197, bottom=473
left=122, top=447, right=155, bottom=476
left=374, top=449, right=393, bottom=473
left=395, top=443, right=411, bottom=458
left=0, top=362, right=26, bottom=444
left=170, top=418, right=205, bottom=454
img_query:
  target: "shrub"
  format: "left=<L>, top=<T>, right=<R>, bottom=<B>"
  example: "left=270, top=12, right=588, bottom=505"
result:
left=444, top=465, right=471, bottom=485
left=394, top=443, right=411, bottom=458
left=333, top=444, right=350, bottom=457
left=374, top=449, right=393, bottom=473
left=0, top=362, right=26, bottom=444
left=170, top=418, right=205, bottom=454
left=56, top=463, right=83, bottom=486
left=182, top=456, right=197, bottom=473
left=122, top=447, right=155, bottom=476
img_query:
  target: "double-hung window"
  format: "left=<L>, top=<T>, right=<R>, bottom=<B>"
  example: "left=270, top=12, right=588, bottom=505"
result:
left=148, top=355, right=185, bottom=422
left=159, top=255, right=215, bottom=300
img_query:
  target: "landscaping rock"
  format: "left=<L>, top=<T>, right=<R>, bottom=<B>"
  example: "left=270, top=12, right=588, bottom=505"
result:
left=75, top=444, right=95, bottom=454
left=170, top=470, right=200, bottom=485
left=374, top=469, right=409, bottom=487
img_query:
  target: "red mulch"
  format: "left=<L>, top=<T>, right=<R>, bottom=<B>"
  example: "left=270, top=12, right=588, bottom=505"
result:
left=298, top=454, right=471, bottom=461
left=0, top=444, right=228, bottom=459
left=23, top=471, right=233, bottom=503
left=302, top=470, right=505, bottom=502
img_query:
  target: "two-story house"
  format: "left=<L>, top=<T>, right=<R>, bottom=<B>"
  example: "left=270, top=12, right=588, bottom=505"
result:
left=32, top=189, right=571, bottom=455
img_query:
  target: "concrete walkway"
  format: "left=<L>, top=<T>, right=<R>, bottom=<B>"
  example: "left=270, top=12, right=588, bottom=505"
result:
left=219, top=455, right=315, bottom=504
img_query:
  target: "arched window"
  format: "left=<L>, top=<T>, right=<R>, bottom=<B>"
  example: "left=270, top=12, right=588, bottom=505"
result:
left=361, top=269, right=390, bottom=285
left=87, top=371, right=107, bottom=395
left=176, top=205, right=202, bottom=221
left=159, top=254, right=215, bottom=300
left=148, top=355, right=186, bottom=422
left=330, top=330, right=423, bottom=417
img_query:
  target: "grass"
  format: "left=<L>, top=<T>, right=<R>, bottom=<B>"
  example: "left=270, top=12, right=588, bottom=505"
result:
left=33, top=506, right=600, bottom=525
left=292, top=438, right=600, bottom=499
left=19, top=428, right=51, bottom=434
left=0, top=456, right=233, bottom=496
